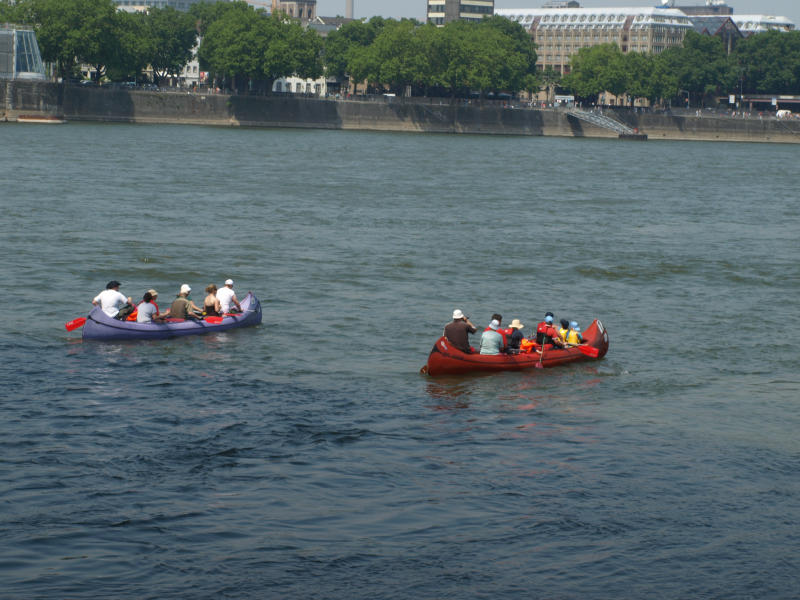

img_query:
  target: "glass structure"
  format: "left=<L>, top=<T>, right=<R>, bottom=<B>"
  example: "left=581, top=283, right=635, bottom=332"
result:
left=0, top=25, right=45, bottom=80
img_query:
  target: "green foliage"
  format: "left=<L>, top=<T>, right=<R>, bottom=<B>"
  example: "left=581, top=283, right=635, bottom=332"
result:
left=734, top=30, right=800, bottom=95
left=562, top=44, right=625, bottom=102
left=105, top=10, right=150, bottom=81
left=564, top=31, right=741, bottom=106
left=146, top=7, right=197, bottom=83
left=198, top=6, right=322, bottom=91
left=323, top=17, right=387, bottom=80
left=340, top=17, right=539, bottom=97
left=666, top=31, right=735, bottom=102
left=24, top=0, right=118, bottom=79
left=0, top=0, right=21, bottom=23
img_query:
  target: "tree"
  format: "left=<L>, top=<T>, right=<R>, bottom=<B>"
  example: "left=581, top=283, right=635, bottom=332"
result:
left=734, top=30, right=800, bottom=95
left=562, top=44, right=625, bottom=104
left=323, top=17, right=387, bottom=81
left=0, top=0, right=22, bottom=23
left=622, top=51, right=655, bottom=105
left=105, top=9, right=150, bottom=82
left=146, top=6, right=197, bottom=85
left=25, top=0, right=118, bottom=80
left=198, top=7, right=322, bottom=93
left=190, top=0, right=251, bottom=36
left=660, top=31, right=735, bottom=105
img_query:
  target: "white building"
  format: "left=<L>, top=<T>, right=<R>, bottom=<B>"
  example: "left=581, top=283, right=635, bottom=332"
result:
left=272, top=75, right=327, bottom=96
left=731, top=15, right=795, bottom=35
left=115, top=0, right=212, bottom=11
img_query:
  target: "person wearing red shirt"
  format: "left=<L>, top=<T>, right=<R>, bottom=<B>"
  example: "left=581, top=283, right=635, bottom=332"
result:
left=535, top=312, right=566, bottom=348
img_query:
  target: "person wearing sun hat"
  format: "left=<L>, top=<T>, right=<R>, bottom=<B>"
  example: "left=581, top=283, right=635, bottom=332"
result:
left=507, top=318, right=526, bottom=352
left=444, top=309, right=477, bottom=354
left=216, top=278, right=242, bottom=314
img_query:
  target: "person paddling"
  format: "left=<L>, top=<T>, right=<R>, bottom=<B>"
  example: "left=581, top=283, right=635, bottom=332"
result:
left=169, top=284, right=203, bottom=320
left=92, top=280, right=133, bottom=320
left=136, top=291, right=164, bottom=323
left=216, top=279, right=241, bottom=314
left=535, top=312, right=565, bottom=349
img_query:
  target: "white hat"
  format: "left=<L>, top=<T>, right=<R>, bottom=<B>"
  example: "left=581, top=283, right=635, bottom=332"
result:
left=180, top=284, right=191, bottom=294
left=508, top=319, right=524, bottom=329
left=452, top=309, right=464, bottom=320
left=489, top=319, right=500, bottom=330
left=225, top=279, right=234, bottom=286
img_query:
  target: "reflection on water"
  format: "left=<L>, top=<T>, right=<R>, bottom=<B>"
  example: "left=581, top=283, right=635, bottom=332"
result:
left=1, top=125, right=798, bottom=598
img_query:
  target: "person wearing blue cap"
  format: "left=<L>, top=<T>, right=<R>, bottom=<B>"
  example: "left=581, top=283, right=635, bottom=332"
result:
left=567, top=321, right=584, bottom=346
left=535, top=312, right=565, bottom=348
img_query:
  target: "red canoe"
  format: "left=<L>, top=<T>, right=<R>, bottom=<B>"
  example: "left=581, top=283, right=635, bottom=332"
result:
left=423, top=319, right=609, bottom=376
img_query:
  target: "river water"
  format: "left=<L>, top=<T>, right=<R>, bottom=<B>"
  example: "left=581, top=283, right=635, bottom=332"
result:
left=0, top=123, right=798, bottom=598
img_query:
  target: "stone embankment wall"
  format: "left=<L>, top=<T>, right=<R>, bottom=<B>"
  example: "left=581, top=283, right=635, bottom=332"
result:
left=3, top=80, right=800, bottom=143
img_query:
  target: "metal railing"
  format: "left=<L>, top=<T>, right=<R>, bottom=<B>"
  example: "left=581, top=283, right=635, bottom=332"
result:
left=565, top=107, right=637, bottom=135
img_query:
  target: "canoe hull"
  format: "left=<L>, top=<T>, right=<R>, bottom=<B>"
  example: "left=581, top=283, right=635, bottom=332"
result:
left=82, top=292, right=262, bottom=341
left=424, top=319, right=609, bottom=376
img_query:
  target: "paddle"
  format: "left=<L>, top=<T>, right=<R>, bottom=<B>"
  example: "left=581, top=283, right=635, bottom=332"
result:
left=65, top=317, right=87, bottom=331
left=575, top=345, right=599, bottom=358
left=536, top=332, right=546, bottom=369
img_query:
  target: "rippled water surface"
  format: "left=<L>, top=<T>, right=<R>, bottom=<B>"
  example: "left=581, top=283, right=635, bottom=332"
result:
left=1, top=123, right=798, bottom=598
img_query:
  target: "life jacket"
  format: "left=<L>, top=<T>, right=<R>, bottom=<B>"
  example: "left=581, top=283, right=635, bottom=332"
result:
left=519, top=338, right=536, bottom=353
left=558, top=326, right=569, bottom=342
left=567, top=330, right=582, bottom=345
left=483, top=326, right=509, bottom=346
left=536, top=321, right=555, bottom=345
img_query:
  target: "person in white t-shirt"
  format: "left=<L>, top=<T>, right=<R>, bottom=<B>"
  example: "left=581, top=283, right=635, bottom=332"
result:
left=216, top=279, right=242, bottom=314
left=92, top=281, right=132, bottom=318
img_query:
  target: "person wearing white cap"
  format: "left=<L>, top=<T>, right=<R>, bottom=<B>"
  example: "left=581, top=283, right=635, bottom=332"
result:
left=443, top=309, right=477, bottom=354
left=168, top=284, right=203, bottom=320
left=479, top=318, right=506, bottom=355
left=216, top=278, right=242, bottom=314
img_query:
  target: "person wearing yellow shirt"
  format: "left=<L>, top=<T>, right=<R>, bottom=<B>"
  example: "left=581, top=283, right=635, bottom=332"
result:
left=558, top=319, right=570, bottom=344
left=567, top=321, right=584, bottom=346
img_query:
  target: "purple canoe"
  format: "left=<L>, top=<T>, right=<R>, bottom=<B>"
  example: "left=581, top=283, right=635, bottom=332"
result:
left=82, top=292, right=262, bottom=341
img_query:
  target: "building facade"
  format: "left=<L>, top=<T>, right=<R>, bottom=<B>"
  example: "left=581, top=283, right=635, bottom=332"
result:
left=427, top=1, right=494, bottom=27
left=0, top=25, right=45, bottom=80
left=115, top=0, right=215, bottom=11
left=271, top=0, right=316, bottom=20
left=496, top=7, right=693, bottom=74
left=731, top=15, right=795, bottom=35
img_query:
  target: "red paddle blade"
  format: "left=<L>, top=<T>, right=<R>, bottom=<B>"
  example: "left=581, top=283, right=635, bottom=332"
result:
left=65, top=317, right=87, bottom=331
left=577, top=345, right=600, bottom=358
left=205, top=316, right=223, bottom=324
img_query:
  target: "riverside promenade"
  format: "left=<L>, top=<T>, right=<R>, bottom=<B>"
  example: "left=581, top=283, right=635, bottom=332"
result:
left=3, top=80, right=800, bottom=143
